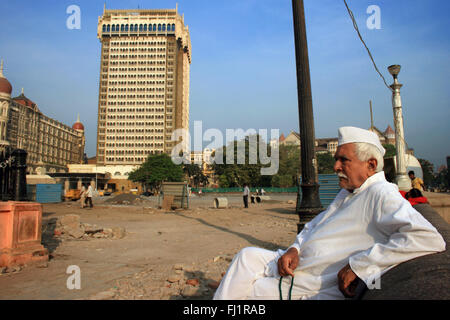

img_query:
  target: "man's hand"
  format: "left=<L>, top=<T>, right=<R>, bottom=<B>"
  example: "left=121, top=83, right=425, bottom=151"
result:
left=337, top=264, right=359, bottom=298
left=277, top=247, right=299, bottom=277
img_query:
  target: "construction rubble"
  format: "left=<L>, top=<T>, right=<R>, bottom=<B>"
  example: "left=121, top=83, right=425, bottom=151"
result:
left=52, top=214, right=126, bottom=240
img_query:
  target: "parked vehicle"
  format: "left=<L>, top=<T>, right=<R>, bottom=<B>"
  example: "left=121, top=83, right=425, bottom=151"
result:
left=65, top=189, right=81, bottom=201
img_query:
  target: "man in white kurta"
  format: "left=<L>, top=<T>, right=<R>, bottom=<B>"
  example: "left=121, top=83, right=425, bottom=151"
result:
left=213, top=127, right=446, bottom=300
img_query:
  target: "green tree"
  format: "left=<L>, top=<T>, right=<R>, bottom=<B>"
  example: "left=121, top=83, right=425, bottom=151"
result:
left=418, top=158, right=434, bottom=187
left=271, top=175, right=294, bottom=188
left=317, top=152, right=335, bottom=174
left=213, top=135, right=273, bottom=188
left=435, top=166, right=449, bottom=190
left=383, top=144, right=396, bottom=158
left=267, top=144, right=300, bottom=188
left=128, top=153, right=184, bottom=191
left=183, top=163, right=209, bottom=188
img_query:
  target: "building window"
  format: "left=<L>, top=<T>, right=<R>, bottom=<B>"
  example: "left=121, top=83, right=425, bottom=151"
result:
left=130, top=24, right=134, bottom=32
left=107, top=25, right=110, bottom=32
left=103, top=25, right=106, bottom=32
left=162, top=24, right=166, bottom=31
left=143, top=24, right=146, bottom=31
left=125, top=24, right=129, bottom=32
left=172, top=24, right=175, bottom=31
left=158, top=24, right=161, bottom=31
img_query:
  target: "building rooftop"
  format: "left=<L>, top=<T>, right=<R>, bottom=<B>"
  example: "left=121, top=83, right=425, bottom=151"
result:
left=0, top=60, right=12, bottom=95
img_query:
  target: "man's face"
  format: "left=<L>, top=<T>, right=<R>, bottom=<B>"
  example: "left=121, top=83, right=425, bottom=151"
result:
left=333, top=143, right=375, bottom=192
left=409, top=173, right=415, bottom=180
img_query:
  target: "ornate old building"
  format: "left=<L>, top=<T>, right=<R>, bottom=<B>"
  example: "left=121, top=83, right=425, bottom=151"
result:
left=0, top=60, right=85, bottom=174
left=96, top=6, right=191, bottom=166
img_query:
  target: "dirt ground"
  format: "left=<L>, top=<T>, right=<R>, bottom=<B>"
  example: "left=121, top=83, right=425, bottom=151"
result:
left=0, top=193, right=300, bottom=300
left=1, top=191, right=448, bottom=300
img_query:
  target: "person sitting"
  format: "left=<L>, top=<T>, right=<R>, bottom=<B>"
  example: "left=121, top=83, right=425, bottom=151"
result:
left=213, top=126, right=445, bottom=300
left=402, top=188, right=429, bottom=206
left=408, top=170, right=425, bottom=191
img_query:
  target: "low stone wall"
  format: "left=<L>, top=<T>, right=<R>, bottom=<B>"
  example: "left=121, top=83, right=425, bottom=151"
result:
left=424, top=191, right=450, bottom=224
left=360, top=203, right=449, bottom=300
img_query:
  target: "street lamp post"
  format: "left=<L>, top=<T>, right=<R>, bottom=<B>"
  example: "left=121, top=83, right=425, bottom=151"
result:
left=388, top=65, right=411, bottom=191
left=292, top=0, right=323, bottom=233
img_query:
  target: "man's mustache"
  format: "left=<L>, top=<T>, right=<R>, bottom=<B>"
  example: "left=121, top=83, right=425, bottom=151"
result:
left=337, top=172, right=348, bottom=179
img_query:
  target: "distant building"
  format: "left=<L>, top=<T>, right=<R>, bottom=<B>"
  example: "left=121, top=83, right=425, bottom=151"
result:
left=189, top=148, right=215, bottom=186
left=190, top=151, right=203, bottom=166
left=369, top=124, right=414, bottom=156
left=87, top=156, right=97, bottom=164
left=279, top=131, right=337, bottom=154
left=282, top=131, right=300, bottom=146
left=315, top=138, right=338, bottom=155
left=0, top=60, right=85, bottom=174
left=369, top=125, right=396, bottom=146
left=279, top=125, right=412, bottom=156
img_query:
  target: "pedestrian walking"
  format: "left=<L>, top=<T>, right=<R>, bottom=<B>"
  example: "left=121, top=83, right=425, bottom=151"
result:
left=85, top=184, right=94, bottom=208
left=243, top=184, right=250, bottom=208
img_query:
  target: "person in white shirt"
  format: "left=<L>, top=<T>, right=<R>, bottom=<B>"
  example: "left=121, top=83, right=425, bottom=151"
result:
left=243, top=184, right=250, bottom=208
left=213, top=126, right=445, bottom=300
left=85, top=184, right=94, bottom=208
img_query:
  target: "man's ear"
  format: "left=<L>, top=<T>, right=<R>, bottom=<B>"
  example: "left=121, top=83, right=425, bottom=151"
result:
left=367, top=158, right=378, bottom=173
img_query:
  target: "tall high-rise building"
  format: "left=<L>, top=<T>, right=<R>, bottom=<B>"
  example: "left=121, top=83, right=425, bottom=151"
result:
left=96, top=6, right=191, bottom=166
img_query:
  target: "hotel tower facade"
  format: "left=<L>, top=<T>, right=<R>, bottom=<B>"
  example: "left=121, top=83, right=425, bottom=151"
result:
left=96, top=6, right=191, bottom=166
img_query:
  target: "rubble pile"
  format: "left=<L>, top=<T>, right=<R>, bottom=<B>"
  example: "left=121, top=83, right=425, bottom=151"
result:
left=0, top=265, right=23, bottom=275
left=53, top=214, right=126, bottom=240
left=107, top=253, right=234, bottom=300
left=104, top=193, right=149, bottom=205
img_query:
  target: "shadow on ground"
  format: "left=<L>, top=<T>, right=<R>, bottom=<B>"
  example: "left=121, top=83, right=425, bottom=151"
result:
left=41, top=217, right=62, bottom=253
left=265, top=207, right=297, bottom=215
left=175, top=213, right=282, bottom=251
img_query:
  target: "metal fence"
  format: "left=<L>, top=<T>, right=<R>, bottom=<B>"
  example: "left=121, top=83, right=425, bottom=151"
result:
left=191, top=174, right=341, bottom=207
left=0, top=148, right=28, bottom=201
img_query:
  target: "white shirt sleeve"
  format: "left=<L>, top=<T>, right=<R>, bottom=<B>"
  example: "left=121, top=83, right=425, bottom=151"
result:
left=349, top=188, right=446, bottom=285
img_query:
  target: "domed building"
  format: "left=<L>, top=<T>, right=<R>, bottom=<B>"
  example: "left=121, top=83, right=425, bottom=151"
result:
left=0, top=61, right=12, bottom=96
left=0, top=59, right=86, bottom=173
left=0, top=60, right=13, bottom=150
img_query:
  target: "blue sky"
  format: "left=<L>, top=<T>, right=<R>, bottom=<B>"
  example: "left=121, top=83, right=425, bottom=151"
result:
left=0, top=0, right=448, bottom=169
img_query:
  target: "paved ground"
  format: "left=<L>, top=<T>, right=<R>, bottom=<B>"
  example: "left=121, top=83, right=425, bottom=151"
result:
left=0, top=191, right=448, bottom=300
left=0, top=193, right=299, bottom=300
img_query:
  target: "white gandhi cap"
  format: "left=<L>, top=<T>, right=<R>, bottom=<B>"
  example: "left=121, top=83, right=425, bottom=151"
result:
left=338, top=126, right=386, bottom=156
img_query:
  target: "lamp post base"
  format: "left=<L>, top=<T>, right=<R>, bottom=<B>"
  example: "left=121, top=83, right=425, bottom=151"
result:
left=296, top=207, right=324, bottom=234
left=296, top=183, right=324, bottom=233
left=396, top=174, right=412, bottom=192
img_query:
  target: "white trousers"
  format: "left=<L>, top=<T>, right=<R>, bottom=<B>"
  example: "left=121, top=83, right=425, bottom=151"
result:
left=213, top=247, right=297, bottom=300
